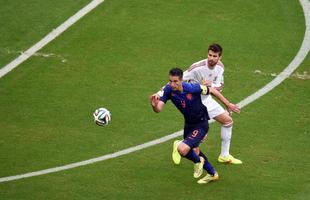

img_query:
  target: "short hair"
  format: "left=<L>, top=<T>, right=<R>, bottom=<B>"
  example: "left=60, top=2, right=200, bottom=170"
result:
left=208, top=43, right=223, bottom=56
left=169, top=68, right=183, bottom=79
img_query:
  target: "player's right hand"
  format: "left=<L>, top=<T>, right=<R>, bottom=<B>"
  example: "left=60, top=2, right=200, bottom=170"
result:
left=149, top=94, right=159, bottom=107
left=151, top=93, right=160, bottom=101
left=227, top=103, right=241, bottom=114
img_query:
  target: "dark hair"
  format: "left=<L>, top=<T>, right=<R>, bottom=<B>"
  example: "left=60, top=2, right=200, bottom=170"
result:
left=208, top=43, right=223, bottom=56
left=169, top=68, right=183, bottom=79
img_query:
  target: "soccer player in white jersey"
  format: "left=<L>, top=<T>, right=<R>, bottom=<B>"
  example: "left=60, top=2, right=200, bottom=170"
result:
left=153, top=44, right=242, bottom=164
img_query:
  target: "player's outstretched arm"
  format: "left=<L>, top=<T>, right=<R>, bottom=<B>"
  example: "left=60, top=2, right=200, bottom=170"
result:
left=208, top=87, right=240, bottom=114
left=150, top=95, right=165, bottom=113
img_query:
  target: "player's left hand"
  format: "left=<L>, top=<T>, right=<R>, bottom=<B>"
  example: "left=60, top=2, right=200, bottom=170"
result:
left=227, top=103, right=241, bottom=114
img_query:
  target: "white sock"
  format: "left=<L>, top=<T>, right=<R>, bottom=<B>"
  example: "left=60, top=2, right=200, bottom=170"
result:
left=220, top=123, right=232, bottom=157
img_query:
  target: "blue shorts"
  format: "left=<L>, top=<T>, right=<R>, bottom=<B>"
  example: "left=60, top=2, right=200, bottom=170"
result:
left=183, top=120, right=209, bottom=148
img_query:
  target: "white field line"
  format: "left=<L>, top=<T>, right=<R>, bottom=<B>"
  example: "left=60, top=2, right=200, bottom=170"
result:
left=0, top=0, right=105, bottom=78
left=0, top=0, right=309, bottom=183
left=238, top=0, right=310, bottom=108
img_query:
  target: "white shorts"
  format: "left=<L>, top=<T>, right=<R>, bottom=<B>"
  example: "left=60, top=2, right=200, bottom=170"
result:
left=201, top=95, right=225, bottom=119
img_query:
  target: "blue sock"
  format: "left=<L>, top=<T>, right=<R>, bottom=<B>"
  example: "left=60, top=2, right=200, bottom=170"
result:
left=199, top=151, right=215, bottom=175
left=184, top=149, right=200, bottom=163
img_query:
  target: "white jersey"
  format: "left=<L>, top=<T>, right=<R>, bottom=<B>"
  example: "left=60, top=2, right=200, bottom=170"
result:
left=183, top=59, right=224, bottom=88
left=183, top=59, right=226, bottom=118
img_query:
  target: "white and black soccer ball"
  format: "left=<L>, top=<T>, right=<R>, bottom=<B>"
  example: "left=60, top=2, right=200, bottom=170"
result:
left=93, top=108, right=111, bottom=126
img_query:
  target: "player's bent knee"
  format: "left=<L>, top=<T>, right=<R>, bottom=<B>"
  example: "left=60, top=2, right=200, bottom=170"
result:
left=223, top=120, right=233, bottom=128
left=215, top=112, right=233, bottom=125
left=178, top=147, right=188, bottom=157
left=177, top=143, right=190, bottom=156
left=222, top=113, right=233, bottom=127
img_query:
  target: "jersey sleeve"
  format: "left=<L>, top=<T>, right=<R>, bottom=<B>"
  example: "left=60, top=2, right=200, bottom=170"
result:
left=188, top=59, right=206, bottom=72
left=220, top=74, right=224, bottom=84
left=156, top=85, right=166, bottom=97
left=183, top=70, right=200, bottom=84
left=211, top=67, right=224, bottom=88
left=159, top=85, right=171, bottom=103
left=183, top=70, right=195, bottom=82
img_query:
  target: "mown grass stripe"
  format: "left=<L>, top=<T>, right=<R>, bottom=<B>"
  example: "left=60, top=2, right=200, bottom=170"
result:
left=0, top=0, right=309, bottom=184
left=0, top=0, right=105, bottom=78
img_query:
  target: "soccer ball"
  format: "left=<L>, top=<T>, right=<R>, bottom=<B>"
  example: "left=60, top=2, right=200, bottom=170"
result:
left=93, top=108, right=111, bottom=126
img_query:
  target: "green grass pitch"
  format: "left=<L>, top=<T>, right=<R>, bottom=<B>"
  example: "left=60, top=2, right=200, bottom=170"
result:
left=0, top=0, right=309, bottom=199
